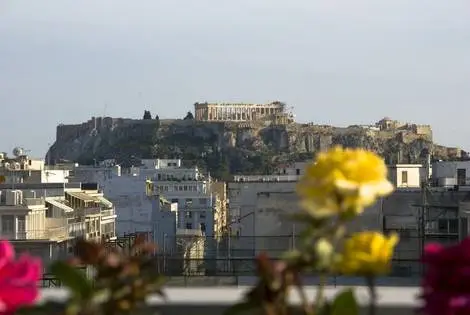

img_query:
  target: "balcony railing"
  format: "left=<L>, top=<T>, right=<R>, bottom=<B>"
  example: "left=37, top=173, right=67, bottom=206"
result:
left=23, top=198, right=45, bottom=206
left=100, top=209, right=115, bottom=218
left=0, top=227, right=68, bottom=240
left=81, top=207, right=101, bottom=216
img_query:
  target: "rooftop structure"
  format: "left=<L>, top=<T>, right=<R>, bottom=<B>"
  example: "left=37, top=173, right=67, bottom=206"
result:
left=194, top=101, right=290, bottom=122
left=0, top=149, right=70, bottom=185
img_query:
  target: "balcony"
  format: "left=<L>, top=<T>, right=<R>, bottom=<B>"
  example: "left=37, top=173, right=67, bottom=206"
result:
left=0, top=227, right=68, bottom=241
left=80, top=207, right=101, bottom=216
left=100, top=209, right=116, bottom=218
left=39, top=286, right=417, bottom=314
left=23, top=197, right=45, bottom=206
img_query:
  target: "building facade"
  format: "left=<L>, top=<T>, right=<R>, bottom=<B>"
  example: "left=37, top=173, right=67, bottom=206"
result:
left=0, top=186, right=116, bottom=270
left=432, top=160, right=470, bottom=186
left=387, top=164, right=426, bottom=188
left=147, top=159, right=216, bottom=236
left=0, top=152, right=70, bottom=185
left=194, top=101, right=287, bottom=122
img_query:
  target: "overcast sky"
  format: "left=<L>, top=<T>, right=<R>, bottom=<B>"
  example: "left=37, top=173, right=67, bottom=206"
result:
left=1, top=0, right=469, bottom=157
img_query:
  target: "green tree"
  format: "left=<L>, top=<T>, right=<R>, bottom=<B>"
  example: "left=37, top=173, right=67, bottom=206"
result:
left=183, top=111, right=194, bottom=120
left=143, top=110, right=152, bottom=120
left=155, top=114, right=160, bottom=129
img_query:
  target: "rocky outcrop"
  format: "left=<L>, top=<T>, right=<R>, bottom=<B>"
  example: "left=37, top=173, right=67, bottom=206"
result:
left=46, top=117, right=465, bottom=176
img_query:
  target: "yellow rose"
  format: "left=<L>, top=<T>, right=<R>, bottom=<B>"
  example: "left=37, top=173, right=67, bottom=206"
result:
left=297, top=146, right=393, bottom=217
left=337, top=231, right=398, bottom=276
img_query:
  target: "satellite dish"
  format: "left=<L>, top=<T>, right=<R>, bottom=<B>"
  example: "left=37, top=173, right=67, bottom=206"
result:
left=12, top=147, right=23, bottom=157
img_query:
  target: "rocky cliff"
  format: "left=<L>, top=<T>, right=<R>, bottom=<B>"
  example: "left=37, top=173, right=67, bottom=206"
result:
left=46, top=116, right=465, bottom=178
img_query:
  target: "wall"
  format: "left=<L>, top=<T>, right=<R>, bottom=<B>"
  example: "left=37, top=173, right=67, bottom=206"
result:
left=72, top=166, right=153, bottom=235
left=39, top=287, right=420, bottom=315
left=151, top=198, right=177, bottom=251
left=228, top=179, right=469, bottom=277
left=227, top=181, right=297, bottom=257
left=433, top=161, right=470, bottom=185
left=388, top=165, right=423, bottom=188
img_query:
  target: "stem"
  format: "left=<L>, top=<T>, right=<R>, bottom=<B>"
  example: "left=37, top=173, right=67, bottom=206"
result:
left=296, top=283, right=313, bottom=315
left=315, top=273, right=326, bottom=313
left=366, top=276, right=376, bottom=315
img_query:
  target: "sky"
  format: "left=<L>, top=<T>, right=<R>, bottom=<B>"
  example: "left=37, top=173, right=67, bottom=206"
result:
left=1, top=0, right=469, bottom=157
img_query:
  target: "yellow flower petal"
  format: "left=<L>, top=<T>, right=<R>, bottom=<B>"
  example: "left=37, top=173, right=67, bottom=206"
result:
left=297, top=146, right=394, bottom=217
left=337, top=232, right=399, bottom=276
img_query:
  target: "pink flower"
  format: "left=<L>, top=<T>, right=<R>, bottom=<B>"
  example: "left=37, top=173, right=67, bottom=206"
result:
left=421, top=238, right=470, bottom=315
left=0, top=240, right=42, bottom=314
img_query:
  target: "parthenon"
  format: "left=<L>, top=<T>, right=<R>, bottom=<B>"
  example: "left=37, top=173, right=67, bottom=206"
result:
left=194, top=101, right=287, bottom=122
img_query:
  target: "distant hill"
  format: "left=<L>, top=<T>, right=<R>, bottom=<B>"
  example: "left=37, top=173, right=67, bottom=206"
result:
left=46, top=116, right=466, bottom=179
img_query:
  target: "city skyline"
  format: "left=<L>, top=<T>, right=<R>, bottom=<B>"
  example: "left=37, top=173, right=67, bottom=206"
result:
left=1, top=0, right=469, bottom=156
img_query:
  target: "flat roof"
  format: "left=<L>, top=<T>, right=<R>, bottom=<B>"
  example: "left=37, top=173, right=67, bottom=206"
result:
left=67, top=191, right=98, bottom=202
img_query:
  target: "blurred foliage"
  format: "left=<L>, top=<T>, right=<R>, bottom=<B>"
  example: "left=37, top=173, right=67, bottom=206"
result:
left=18, top=236, right=165, bottom=315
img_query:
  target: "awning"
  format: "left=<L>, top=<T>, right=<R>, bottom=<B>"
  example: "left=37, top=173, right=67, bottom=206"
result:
left=45, top=198, right=74, bottom=213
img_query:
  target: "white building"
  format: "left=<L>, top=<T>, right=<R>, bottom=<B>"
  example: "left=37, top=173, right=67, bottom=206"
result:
left=71, top=164, right=155, bottom=235
left=0, top=152, right=70, bottom=185
left=387, top=164, right=427, bottom=188
left=0, top=189, right=77, bottom=268
left=149, top=159, right=215, bottom=237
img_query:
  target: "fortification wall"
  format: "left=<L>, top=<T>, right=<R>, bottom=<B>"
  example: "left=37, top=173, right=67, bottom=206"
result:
left=56, top=117, right=133, bottom=142
left=413, top=124, right=432, bottom=138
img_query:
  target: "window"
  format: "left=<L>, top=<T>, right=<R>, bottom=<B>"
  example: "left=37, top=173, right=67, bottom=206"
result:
left=17, top=216, right=25, bottom=233
left=401, top=171, right=408, bottom=184
left=200, top=223, right=206, bottom=232
left=1, top=215, right=14, bottom=234
left=449, top=219, right=459, bottom=234
left=296, top=169, right=300, bottom=175
left=457, top=168, right=467, bottom=186
left=199, top=198, right=207, bottom=205
left=185, top=211, right=192, bottom=218
left=438, top=218, right=459, bottom=234
left=186, top=223, right=192, bottom=229
left=200, top=212, right=206, bottom=219
left=171, top=198, right=179, bottom=204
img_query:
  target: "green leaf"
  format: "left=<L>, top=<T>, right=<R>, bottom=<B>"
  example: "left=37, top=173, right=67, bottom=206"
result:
left=50, top=261, right=93, bottom=300
left=331, top=289, right=359, bottom=315
left=223, top=301, right=260, bottom=315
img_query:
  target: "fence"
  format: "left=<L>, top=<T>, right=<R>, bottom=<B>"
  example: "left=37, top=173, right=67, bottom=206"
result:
left=39, top=232, right=461, bottom=287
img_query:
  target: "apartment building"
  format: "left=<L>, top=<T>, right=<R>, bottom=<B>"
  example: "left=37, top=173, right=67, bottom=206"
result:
left=70, top=161, right=159, bottom=235
left=0, top=151, right=70, bottom=185
left=0, top=189, right=74, bottom=267
left=149, top=159, right=219, bottom=237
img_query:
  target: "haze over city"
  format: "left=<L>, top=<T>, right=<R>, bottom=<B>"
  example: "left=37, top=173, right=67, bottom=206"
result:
left=1, top=0, right=469, bottom=156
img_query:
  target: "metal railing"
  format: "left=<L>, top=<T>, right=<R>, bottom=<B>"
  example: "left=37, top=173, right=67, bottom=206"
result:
left=1, top=226, right=69, bottom=240
left=100, top=209, right=115, bottom=217
left=38, top=233, right=457, bottom=288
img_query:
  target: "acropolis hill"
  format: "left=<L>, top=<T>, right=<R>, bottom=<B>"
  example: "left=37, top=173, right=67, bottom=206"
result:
left=46, top=102, right=465, bottom=177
